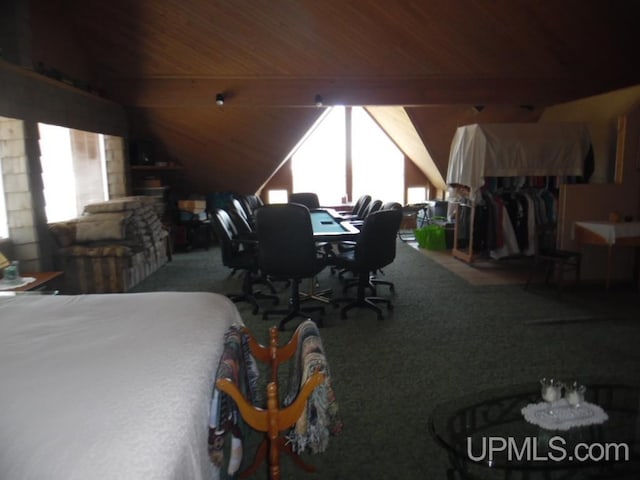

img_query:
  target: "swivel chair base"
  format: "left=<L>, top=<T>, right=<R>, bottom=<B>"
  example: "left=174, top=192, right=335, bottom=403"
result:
left=262, top=279, right=325, bottom=330
left=338, top=296, right=392, bottom=321
left=227, top=271, right=279, bottom=315
left=342, top=270, right=394, bottom=296
left=300, top=277, right=332, bottom=304
left=334, top=273, right=393, bottom=321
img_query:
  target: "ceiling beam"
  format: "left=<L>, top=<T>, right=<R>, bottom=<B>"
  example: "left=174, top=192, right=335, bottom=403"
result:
left=105, top=75, right=631, bottom=109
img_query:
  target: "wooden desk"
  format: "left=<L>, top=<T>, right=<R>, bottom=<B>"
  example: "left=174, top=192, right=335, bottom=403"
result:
left=574, top=221, right=640, bottom=290
left=1, top=271, right=64, bottom=292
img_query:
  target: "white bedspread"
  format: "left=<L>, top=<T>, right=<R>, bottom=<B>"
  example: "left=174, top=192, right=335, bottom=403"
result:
left=0, top=292, right=241, bottom=480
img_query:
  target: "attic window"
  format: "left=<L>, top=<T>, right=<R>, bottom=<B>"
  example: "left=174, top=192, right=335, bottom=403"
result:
left=267, top=189, right=288, bottom=204
left=351, top=107, right=403, bottom=203
left=291, top=107, right=346, bottom=205
left=407, top=187, right=428, bottom=204
left=291, top=106, right=404, bottom=205
left=39, top=123, right=109, bottom=223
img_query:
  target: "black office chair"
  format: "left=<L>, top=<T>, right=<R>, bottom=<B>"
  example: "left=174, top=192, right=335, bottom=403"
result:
left=227, top=197, right=254, bottom=234
left=211, top=208, right=278, bottom=314
left=255, top=203, right=328, bottom=330
left=348, top=199, right=383, bottom=228
left=289, top=192, right=320, bottom=210
left=337, top=199, right=383, bottom=260
left=239, top=194, right=264, bottom=223
left=287, top=193, right=336, bottom=296
left=338, top=199, right=397, bottom=290
left=342, top=194, right=371, bottom=220
left=248, top=194, right=265, bottom=208
left=381, top=201, right=402, bottom=211
left=333, top=208, right=403, bottom=320
left=361, top=201, right=404, bottom=292
left=289, top=193, right=335, bottom=274
left=331, top=199, right=382, bottom=280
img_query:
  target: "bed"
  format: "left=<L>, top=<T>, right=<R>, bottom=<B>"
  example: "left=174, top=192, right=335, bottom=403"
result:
left=0, top=291, right=241, bottom=480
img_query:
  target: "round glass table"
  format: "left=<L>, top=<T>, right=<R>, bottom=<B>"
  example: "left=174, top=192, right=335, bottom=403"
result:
left=428, top=382, right=640, bottom=479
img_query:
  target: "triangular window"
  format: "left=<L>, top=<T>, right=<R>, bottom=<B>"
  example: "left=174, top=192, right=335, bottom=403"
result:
left=291, top=106, right=404, bottom=205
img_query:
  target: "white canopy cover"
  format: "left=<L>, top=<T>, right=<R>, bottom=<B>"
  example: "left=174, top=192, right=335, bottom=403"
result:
left=446, top=123, right=591, bottom=202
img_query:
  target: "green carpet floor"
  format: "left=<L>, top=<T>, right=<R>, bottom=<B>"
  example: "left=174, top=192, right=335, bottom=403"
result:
left=131, top=240, right=640, bottom=479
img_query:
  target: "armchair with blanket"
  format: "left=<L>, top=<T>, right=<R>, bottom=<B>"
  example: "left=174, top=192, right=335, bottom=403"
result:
left=48, top=196, right=169, bottom=293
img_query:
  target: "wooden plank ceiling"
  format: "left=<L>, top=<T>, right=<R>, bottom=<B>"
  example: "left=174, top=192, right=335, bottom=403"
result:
left=31, top=0, right=640, bottom=195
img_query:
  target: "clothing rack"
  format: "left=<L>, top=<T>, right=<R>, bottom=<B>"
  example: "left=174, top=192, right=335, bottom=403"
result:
left=452, top=201, right=477, bottom=263
left=452, top=182, right=562, bottom=263
left=446, top=123, right=592, bottom=264
left=215, top=325, right=326, bottom=480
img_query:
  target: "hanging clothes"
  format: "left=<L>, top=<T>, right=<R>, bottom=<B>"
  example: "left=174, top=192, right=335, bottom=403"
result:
left=476, top=178, right=559, bottom=259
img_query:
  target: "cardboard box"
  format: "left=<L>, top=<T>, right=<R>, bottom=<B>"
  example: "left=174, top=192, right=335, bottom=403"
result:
left=178, top=200, right=207, bottom=213
left=141, top=177, right=162, bottom=188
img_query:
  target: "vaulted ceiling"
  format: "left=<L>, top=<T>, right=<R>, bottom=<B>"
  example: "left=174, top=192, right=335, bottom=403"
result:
left=28, top=0, right=640, bottom=195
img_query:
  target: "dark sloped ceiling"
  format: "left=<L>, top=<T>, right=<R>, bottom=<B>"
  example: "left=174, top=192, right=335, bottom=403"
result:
left=28, top=0, right=640, bottom=194
left=127, top=106, right=320, bottom=194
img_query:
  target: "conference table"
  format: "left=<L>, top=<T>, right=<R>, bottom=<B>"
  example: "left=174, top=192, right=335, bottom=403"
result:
left=573, top=221, right=640, bottom=290
left=310, top=208, right=360, bottom=242
left=237, top=208, right=359, bottom=242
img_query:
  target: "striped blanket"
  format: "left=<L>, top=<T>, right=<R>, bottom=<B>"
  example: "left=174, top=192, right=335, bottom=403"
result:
left=284, top=319, right=343, bottom=453
left=209, top=326, right=260, bottom=476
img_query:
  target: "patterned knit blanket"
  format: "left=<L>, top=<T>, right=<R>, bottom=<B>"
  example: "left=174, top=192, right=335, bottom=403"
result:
left=209, top=326, right=260, bottom=475
left=284, top=320, right=343, bottom=453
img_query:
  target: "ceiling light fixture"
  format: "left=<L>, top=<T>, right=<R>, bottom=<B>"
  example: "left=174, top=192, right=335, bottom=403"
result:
left=215, top=93, right=225, bottom=106
left=314, top=94, right=323, bottom=107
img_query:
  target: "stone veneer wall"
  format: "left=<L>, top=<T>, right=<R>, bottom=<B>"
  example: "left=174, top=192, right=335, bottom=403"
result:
left=0, top=116, right=40, bottom=272
left=104, top=135, right=128, bottom=199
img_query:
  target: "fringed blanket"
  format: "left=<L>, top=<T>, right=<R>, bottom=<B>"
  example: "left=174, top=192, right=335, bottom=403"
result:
left=284, top=320, right=343, bottom=454
left=209, top=326, right=260, bottom=477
